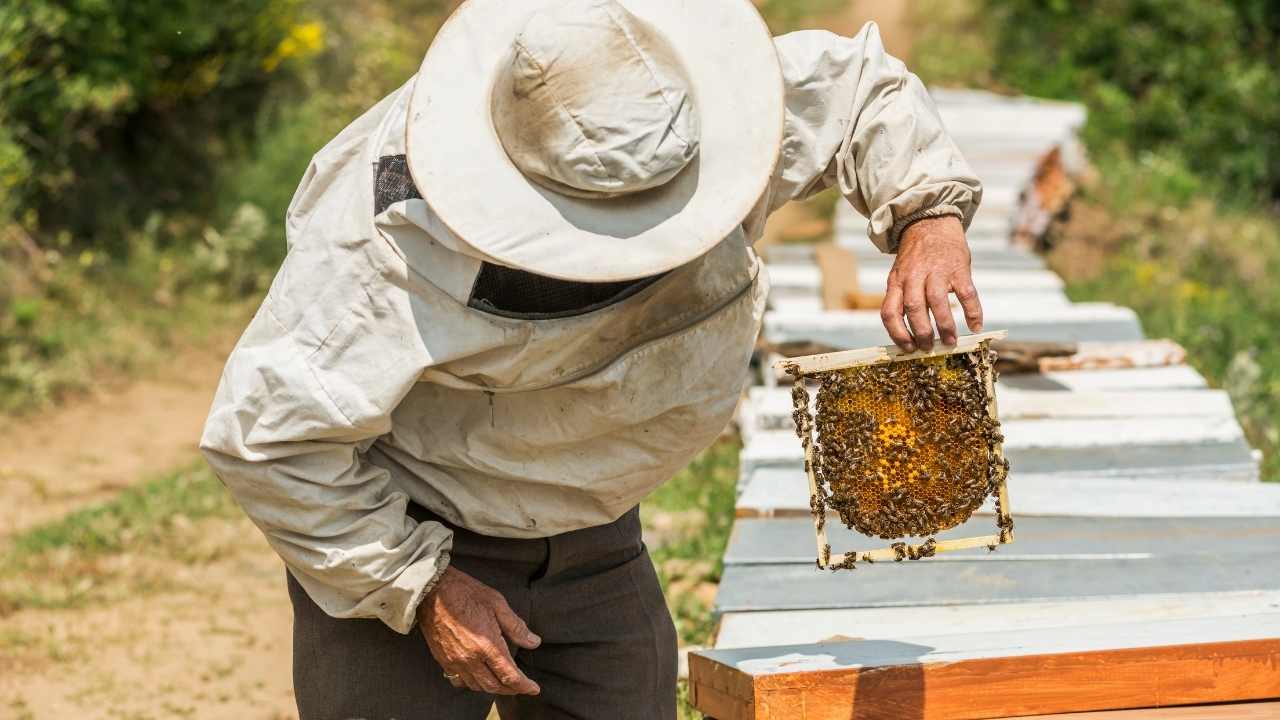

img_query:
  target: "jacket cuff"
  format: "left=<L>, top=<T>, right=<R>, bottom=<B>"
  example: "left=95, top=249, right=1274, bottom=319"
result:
left=889, top=204, right=966, bottom=249
left=388, top=548, right=453, bottom=635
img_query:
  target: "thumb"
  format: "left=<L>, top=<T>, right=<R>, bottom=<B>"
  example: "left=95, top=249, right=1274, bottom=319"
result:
left=493, top=601, right=541, bottom=649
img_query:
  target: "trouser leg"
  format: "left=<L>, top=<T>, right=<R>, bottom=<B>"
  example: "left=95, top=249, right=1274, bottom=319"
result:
left=289, top=570, right=497, bottom=720
left=289, top=505, right=548, bottom=720
left=496, top=508, right=678, bottom=720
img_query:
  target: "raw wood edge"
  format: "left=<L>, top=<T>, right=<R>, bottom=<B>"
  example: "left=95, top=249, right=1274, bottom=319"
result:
left=844, top=534, right=1003, bottom=563
left=804, top=437, right=829, bottom=569
left=775, top=331, right=1009, bottom=375
left=987, top=355, right=1015, bottom=545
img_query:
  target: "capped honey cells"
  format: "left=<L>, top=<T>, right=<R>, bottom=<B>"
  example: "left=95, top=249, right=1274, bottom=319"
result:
left=787, top=340, right=1012, bottom=565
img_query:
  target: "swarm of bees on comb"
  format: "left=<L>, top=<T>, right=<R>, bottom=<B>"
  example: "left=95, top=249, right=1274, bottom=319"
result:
left=783, top=334, right=1014, bottom=570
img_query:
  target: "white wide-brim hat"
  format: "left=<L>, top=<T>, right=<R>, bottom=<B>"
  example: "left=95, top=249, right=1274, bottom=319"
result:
left=407, top=0, right=784, bottom=282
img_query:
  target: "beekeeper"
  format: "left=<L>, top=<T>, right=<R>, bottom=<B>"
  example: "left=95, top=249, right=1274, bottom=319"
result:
left=200, top=0, right=984, bottom=717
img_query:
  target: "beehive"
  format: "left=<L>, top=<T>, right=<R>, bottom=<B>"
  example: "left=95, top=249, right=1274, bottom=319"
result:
left=779, top=331, right=1014, bottom=569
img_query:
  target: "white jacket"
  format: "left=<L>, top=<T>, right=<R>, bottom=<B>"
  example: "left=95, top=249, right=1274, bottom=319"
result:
left=200, top=25, right=981, bottom=633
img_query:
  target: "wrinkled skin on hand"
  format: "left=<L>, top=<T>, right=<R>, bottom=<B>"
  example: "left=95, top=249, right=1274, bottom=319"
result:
left=881, top=215, right=985, bottom=351
left=418, top=566, right=542, bottom=696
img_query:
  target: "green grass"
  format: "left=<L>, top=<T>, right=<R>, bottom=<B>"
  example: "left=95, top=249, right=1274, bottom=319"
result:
left=0, top=463, right=238, bottom=613
left=1045, top=156, right=1280, bottom=480
left=640, top=439, right=740, bottom=719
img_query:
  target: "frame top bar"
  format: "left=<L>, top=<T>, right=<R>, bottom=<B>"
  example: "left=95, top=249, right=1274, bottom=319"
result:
left=774, top=330, right=1009, bottom=375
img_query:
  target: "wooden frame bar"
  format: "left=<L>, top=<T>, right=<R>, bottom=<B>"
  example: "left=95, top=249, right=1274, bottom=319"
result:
left=773, top=330, right=1008, bottom=376
left=778, top=333, right=1013, bottom=569
left=691, top=633, right=1280, bottom=720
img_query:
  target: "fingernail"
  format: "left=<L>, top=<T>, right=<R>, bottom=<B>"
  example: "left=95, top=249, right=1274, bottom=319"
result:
left=902, top=343, right=915, bottom=352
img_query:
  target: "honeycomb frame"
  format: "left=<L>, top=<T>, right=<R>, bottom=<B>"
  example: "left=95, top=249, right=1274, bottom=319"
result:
left=776, top=330, right=1014, bottom=570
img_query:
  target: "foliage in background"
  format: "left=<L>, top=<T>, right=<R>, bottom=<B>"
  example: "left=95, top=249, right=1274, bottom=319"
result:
left=1047, top=162, right=1280, bottom=480
left=910, top=0, right=1280, bottom=478
left=0, top=0, right=452, bottom=412
left=985, top=0, right=1280, bottom=206
left=0, top=0, right=308, bottom=240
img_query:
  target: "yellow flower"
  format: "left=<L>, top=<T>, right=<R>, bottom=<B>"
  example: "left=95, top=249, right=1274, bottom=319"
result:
left=264, top=21, right=326, bottom=72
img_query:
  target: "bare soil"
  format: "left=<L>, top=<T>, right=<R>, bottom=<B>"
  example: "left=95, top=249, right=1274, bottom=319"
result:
left=0, top=337, right=234, bottom=538
left=1, top=515, right=298, bottom=720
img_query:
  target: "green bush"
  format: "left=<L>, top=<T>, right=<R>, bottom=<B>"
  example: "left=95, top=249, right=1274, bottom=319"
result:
left=986, top=0, right=1280, bottom=203
left=0, top=0, right=308, bottom=245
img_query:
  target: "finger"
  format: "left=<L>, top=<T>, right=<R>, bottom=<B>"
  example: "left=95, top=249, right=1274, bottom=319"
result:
left=483, top=644, right=541, bottom=696
left=952, top=274, right=984, bottom=333
left=458, top=658, right=506, bottom=695
left=926, top=274, right=958, bottom=346
left=493, top=600, right=541, bottom=650
left=880, top=280, right=914, bottom=352
left=902, top=274, right=934, bottom=351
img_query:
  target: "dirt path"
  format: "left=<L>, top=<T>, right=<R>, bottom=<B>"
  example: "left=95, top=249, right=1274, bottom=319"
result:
left=0, top=336, right=235, bottom=537
left=1, top=514, right=298, bottom=720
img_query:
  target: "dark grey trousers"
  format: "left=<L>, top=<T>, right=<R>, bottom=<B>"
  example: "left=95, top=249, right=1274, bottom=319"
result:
left=288, top=505, right=677, bottom=720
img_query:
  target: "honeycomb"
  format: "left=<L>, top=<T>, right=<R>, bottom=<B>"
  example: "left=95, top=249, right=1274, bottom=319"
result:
left=790, top=343, right=1010, bottom=542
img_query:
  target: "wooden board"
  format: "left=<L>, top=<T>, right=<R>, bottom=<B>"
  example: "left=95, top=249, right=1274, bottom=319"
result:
left=1000, top=365, right=1207, bottom=392
left=997, top=701, right=1280, bottom=719
left=766, top=352, right=1209, bottom=390
left=691, top=616, right=1280, bottom=720
left=713, top=590, right=1280, bottom=649
left=711, top=553, right=1280, bottom=613
left=736, top=467, right=1280, bottom=518
left=721, top=516, right=1280, bottom=567
left=737, top=428, right=1258, bottom=487
left=812, top=242, right=860, bottom=311
left=853, top=266, right=1066, bottom=292
left=763, top=304, right=1144, bottom=348
left=737, top=386, right=1236, bottom=437
left=766, top=261, right=1066, bottom=294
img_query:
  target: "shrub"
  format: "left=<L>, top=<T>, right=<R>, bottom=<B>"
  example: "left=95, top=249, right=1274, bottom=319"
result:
left=0, top=0, right=309, bottom=246
left=985, top=0, right=1280, bottom=204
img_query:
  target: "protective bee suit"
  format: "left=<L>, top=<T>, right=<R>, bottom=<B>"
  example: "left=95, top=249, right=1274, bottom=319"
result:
left=199, top=4, right=981, bottom=643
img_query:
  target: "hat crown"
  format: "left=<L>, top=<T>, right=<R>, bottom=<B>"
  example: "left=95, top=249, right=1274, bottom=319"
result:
left=491, top=0, right=700, bottom=199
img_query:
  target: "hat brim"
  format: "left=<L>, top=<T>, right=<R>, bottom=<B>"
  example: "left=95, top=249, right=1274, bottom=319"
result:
left=407, top=0, right=784, bottom=282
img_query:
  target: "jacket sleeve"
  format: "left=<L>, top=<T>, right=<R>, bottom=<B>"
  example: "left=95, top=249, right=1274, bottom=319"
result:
left=767, top=23, right=983, bottom=252
left=199, top=280, right=452, bottom=635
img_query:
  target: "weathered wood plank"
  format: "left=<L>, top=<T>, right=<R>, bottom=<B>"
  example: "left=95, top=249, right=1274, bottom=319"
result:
left=712, top=553, right=1280, bottom=613
left=1000, top=365, right=1207, bottom=392
left=738, top=419, right=1257, bottom=487
left=738, top=386, right=1236, bottom=438
left=713, top=590, right=1280, bottom=649
left=998, top=701, right=1280, bottom=719
left=764, top=304, right=1144, bottom=347
left=691, top=615, right=1280, bottom=720
left=722, top=516, right=1280, bottom=566
left=764, top=350, right=1208, bottom=389
left=736, top=467, right=1280, bottom=518
left=765, top=261, right=1067, bottom=293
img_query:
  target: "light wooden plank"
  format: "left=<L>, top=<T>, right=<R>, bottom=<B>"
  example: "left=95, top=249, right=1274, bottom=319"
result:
left=764, top=304, right=1144, bottom=347
left=690, top=615, right=1280, bottom=720
left=738, top=417, right=1255, bottom=485
left=1001, top=365, right=1207, bottom=392
left=712, top=554, right=1280, bottom=613
left=722, top=516, right=1280, bottom=567
left=1001, top=701, right=1280, bottom=719
left=773, top=331, right=1007, bottom=374
left=714, top=590, right=1280, bottom=650
left=854, top=266, right=1065, bottom=292
left=736, top=467, right=1280, bottom=518
left=765, top=351, right=1209, bottom=389
left=738, top=386, right=1236, bottom=437
left=812, top=242, right=860, bottom=311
